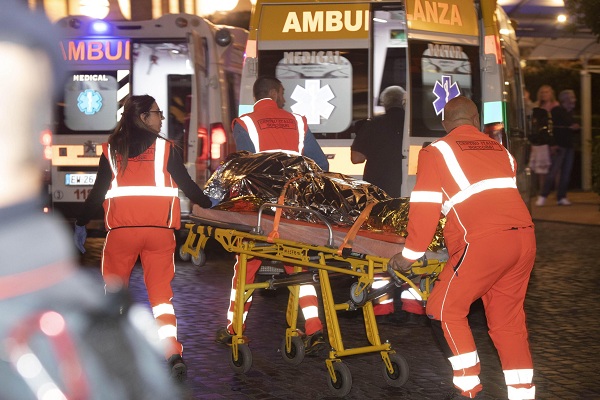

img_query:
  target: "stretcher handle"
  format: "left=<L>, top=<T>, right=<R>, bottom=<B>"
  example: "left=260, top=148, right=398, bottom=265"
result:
left=256, top=203, right=335, bottom=247
left=386, top=255, right=427, bottom=285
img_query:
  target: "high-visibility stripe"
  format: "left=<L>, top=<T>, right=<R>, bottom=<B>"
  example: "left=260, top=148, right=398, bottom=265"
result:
left=157, top=325, right=177, bottom=340
left=453, top=375, right=481, bottom=391
left=507, top=385, right=535, bottom=400
left=449, top=350, right=480, bottom=370
left=241, top=115, right=260, bottom=151
left=372, top=279, right=388, bottom=289
left=117, top=69, right=129, bottom=120
left=432, top=141, right=470, bottom=189
left=302, top=305, right=319, bottom=319
left=293, top=113, right=305, bottom=154
left=299, top=285, right=316, bottom=297
left=441, top=177, right=517, bottom=215
left=152, top=303, right=175, bottom=318
left=411, top=190, right=443, bottom=203
left=106, top=186, right=178, bottom=198
left=155, top=139, right=166, bottom=187
left=402, top=247, right=424, bottom=261
left=504, top=369, right=533, bottom=385
left=401, top=287, right=423, bottom=301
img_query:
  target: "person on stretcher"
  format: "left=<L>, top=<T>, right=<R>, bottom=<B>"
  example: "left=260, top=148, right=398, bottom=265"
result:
left=215, top=76, right=329, bottom=355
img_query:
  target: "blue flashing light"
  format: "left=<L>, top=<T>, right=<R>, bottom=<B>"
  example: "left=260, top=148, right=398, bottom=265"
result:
left=91, top=20, right=110, bottom=34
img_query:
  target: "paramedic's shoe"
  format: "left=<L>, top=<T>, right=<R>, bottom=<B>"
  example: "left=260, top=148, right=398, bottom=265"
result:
left=557, top=198, right=572, bottom=206
left=168, top=354, right=187, bottom=383
left=304, top=330, right=327, bottom=357
left=215, top=326, right=233, bottom=345
left=535, top=196, right=546, bottom=206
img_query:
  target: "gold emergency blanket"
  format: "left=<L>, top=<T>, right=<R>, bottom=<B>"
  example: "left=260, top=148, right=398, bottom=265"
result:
left=204, top=151, right=445, bottom=250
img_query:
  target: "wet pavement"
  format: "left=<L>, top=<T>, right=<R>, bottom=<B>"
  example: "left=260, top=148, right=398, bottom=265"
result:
left=80, top=197, right=600, bottom=400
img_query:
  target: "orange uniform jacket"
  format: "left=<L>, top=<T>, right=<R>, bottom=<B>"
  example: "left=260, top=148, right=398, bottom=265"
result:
left=232, top=98, right=306, bottom=153
left=402, top=125, right=532, bottom=260
left=102, top=139, right=181, bottom=230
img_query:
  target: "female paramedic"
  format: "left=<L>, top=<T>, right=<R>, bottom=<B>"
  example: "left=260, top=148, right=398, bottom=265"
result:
left=74, top=94, right=213, bottom=383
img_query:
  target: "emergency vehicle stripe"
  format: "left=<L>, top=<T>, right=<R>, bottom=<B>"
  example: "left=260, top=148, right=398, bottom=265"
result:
left=507, top=386, right=536, bottom=400
left=117, top=69, right=129, bottom=119
left=432, top=141, right=470, bottom=189
left=241, top=115, right=260, bottom=151
left=504, top=369, right=533, bottom=385
left=155, top=139, right=166, bottom=187
left=106, top=186, right=179, bottom=198
left=448, top=350, right=479, bottom=370
left=293, top=113, right=305, bottom=154
left=441, top=177, right=517, bottom=215
left=410, top=190, right=443, bottom=203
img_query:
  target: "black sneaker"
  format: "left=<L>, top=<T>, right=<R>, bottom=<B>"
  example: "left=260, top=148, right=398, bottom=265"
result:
left=215, top=326, right=233, bottom=345
left=168, top=354, right=187, bottom=383
left=303, top=330, right=327, bottom=357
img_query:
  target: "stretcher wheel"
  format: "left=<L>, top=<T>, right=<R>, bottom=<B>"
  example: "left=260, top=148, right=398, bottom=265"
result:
left=327, top=362, right=352, bottom=397
left=229, top=344, right=252, bottom=374
left=280, top=336, right=305, bottom=365
left=191, top=250, right=206, bottom=267
left=381, top=353, right=409, bottom=387
left=178, top=245, right=191, bottom=262
left=349, top=282, right=367, bottom=306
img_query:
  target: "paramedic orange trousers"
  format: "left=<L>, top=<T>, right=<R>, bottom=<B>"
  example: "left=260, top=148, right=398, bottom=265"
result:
left=426, top=227, right=536, bottom=398
left=226, top=257, right=322, bottom=336
left=101, top=227, right=182, bottom=359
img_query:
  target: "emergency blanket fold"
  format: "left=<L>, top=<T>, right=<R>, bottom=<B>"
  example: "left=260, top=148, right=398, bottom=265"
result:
left=203, top=151, right=445, bottom=250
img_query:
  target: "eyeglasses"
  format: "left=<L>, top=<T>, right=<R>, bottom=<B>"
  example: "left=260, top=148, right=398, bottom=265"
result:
left=147, top=110, right=164, bottom=118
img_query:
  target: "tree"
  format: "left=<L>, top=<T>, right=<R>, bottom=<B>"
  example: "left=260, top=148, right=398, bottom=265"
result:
left=565, top=0, right=600, bottom=40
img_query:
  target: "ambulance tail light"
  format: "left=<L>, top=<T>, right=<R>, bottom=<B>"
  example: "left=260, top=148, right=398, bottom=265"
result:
left=484, top=34, right=502, bottom=65
left=210, top=123, right=227, bottom=161
left=197, top=127, right=209, bottom=162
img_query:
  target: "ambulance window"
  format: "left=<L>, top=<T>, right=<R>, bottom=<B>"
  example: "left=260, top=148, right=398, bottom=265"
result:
left=409, top=40, right=481, bottom=138
left=258, top=49, right=368, bottom=138
left=62, top=71, right=118, bottom=133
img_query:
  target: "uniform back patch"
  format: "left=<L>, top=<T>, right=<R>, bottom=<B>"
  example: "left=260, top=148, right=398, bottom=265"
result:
left=457, top=140, right=503, bottom=151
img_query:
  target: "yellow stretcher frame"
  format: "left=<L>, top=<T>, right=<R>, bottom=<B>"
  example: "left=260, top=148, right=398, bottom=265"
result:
left=180, top=204, right=445, bottom=397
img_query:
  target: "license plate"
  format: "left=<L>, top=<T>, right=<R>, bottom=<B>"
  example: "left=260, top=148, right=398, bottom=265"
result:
left=65, top=173, right=96, bottom=186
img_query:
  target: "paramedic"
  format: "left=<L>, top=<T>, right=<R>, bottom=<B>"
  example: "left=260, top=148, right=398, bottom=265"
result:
left=0, top=3, right=178, bottom=398
left=74, top=94, right=214, bottom=382
left=216, top=76, right=328, bottom=354
left=389, top=96, right=536, bottom=400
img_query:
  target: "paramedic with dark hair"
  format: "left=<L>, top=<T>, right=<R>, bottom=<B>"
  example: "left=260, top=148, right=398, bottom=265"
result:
left=215, top=76, right=329, bottom=355
left=389, top=96, right=536, bottom=400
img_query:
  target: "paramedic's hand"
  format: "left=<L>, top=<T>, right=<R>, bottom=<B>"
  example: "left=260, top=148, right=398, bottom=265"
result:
left=74, top=224, right=87, bottom=254
left=388, top=253, right=414, bottom=274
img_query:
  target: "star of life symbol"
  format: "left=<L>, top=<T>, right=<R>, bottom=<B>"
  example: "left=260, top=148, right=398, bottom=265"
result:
left=432, top=75, right=461, bottom=119
left=290, top=80, right=335, bottom=124
left=77, top=89, right=103, bottom=115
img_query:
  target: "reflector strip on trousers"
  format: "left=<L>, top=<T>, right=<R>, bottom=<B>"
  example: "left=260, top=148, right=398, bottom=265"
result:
left=299, top=285, right=317, bottom=297
left=106, top=186, right=179, bottom=198
left=152, top=303, right=175, bottom=318
left=507, top=385, right=536, bottom=400
left=449, top=350, right=480, bottom=370
left=401, top=287, right=423, bottom=301
left=453, top=375, right=481, bottom=392
left=441, top=177, right=517, bottom=215
left=432, top=141, right=470, bottom=189
left=227, top=310, right=249, bottom=323
left=372, top=279, right=388, bottom=289
left=402, top=247, right=425, bottom=261
left=241, top=115, right=260, bottom=151
left=158, top=325, right=177, bottom=340
left=410, top=190, right=443, bottom=203
left=504, top=369, right=533, bottom=385
left=292, top=113, right=306, bottom=154
left=303, top=305, right=319, bottom=319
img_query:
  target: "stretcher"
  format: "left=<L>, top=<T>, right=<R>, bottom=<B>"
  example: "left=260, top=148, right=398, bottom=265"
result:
left=180, top=202, right=447, bottom=397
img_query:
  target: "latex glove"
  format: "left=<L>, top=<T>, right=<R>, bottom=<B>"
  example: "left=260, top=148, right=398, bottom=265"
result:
left=388, top=253, right=414, bottom=274
left=74, top=224, right=87, bottom=254
left=210, top=197, right=220, bottom=208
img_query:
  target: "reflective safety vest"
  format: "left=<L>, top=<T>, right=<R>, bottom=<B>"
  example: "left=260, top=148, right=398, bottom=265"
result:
left=402, top=125, right=533, bottom=260
left=233, top=98, right=306, bottom=154
left=102, top=139, right=181, bottom=230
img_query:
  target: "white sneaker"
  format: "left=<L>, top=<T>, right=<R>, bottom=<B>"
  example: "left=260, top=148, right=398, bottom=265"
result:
left=557, top=198, right=572, bottom=206
left=535, top=196, right=546, bottom=206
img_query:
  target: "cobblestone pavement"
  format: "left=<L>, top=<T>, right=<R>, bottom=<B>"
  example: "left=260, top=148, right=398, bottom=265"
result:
left=81, top=220, right=600, bottom=399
